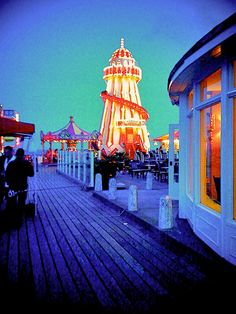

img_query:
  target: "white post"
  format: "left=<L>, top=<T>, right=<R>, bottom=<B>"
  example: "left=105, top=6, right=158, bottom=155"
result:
left=90, top=151, right=94, bottom=187
left=83, top=150, right=87, bottom=184
left=57, top=150, right=60, bottom=171
left=77, top=150, right=81, bottom=181
left=146, top=172, right=153, bottom=190
left=95, top=173, right=103, bottom=191
left=63, top=150, right=66, bottom=173
left=72, top=151, right=76, bottom=178
left=68, top=151, right=72, bottom=176
left=65, top=151, right=68, bottom=174
left=159, top=195, right=173, bottom=230
left=59, top=150, right=62, bottom=172
left=108, top=178, right=117, bottom=200
left=98, top=150, right=101, bottom=160
left=128, top=185, right=138, bottom=211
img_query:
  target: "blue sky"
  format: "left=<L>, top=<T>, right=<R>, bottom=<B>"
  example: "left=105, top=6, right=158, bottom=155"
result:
left=0, top=0, right=235, bottom=151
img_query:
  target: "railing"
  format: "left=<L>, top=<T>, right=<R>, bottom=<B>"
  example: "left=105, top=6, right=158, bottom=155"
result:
left=57, top=150, right=94, bottom=188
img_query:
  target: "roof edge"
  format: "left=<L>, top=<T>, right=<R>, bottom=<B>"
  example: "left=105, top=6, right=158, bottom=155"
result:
left=167, top=12, right=236, bottom=91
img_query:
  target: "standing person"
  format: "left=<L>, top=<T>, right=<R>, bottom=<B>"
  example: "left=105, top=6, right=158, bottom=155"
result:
left=6, top=148, right=34, bottom=226
left=0, top=146, right=15, bottom=208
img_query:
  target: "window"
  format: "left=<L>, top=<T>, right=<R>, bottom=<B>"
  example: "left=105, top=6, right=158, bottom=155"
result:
left=187, top=90, right=193, bottom=197
left=200, top=69, right=221, bottom=101
left=234, top=98, right=236, bottom=220
left=188, top=89, right=193, bottom=110
left=200, top=102, right=221, bottom=212
left=234, top=60, right=236, bottom=88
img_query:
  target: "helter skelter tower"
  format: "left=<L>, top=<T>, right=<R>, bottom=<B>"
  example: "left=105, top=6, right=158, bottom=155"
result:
left=100, top=38, right=150, bottom=159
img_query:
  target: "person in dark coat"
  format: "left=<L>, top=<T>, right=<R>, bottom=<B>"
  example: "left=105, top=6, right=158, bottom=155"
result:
left=6, top=148, right=34, bottom=223
left=0, top=146, right=15, bottom=208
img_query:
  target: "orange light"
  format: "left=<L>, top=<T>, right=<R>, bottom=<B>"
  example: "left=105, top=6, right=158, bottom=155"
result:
left=211, top=45, right=221, bottom=58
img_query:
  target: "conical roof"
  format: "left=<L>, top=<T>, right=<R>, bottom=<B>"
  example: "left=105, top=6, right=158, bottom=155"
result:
left=109, top=38, right=135, bottom=66
left=41, top=116, right=91, bottom=142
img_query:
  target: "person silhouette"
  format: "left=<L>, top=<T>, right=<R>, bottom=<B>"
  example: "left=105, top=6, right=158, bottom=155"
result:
left=0, top=146, right=15, bottom=208
left=6, top=148, right=34, bottom=227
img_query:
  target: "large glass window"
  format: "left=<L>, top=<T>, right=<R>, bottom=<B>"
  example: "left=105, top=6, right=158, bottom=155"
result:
left=234, top=61, right=236, bottom=88
left=200, top=102, right=221, bottom=212
left=200, top=69, right=221, bottom=101
left=188, top=89, right=193, bottom=110
left=187, top=90, right=193, bottom=197
left=234, top=98, right=236, bottom=220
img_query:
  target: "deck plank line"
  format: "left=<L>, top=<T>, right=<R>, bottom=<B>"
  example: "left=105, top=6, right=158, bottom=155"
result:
left=41, top=189, right=133, bottom=312
left=32, top=197, right=65, bottom=303
left=33, top=198, right=80, bottom=304
left=50, top=187, right=163, bottom=304
left=48, top=189, right=145, bottom=306
left=77, top=192, right=205, bottom=283
left=38, top=188, right=117, bottom=310
left=65, top=189, right=194, bottom=286
left=76, top=190, right=205, bottom=281
left=46, top=185, right=160, bottom=308
left=26, top=217, right=48, bottom=302
left=18, top=218, right=34, bottom=294
left=8, top=229, right=19, bottom=284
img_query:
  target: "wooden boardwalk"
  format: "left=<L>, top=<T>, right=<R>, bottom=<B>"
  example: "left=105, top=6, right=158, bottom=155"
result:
left=0, top=166, right=235, bottom=313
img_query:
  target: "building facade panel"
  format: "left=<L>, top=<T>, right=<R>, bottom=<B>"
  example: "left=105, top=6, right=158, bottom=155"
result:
left=168, top=13, right=236, bottom=265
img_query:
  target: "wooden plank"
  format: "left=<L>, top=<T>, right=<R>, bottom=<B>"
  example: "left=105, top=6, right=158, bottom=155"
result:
left=51, top=188, right=164, bottom=309
left=33, top=199, right=80, bottom=305
left=8, top=229, right=19, bottom=284
left=26, top=216, right=48, bottom=303
left=40, top=186, right=120, bottom=311
left=32, top=196, right=65, bottom=304
left=79, top=191, right=205, bottom=281
left=18, top=218, right=34, bottom=295
left=0, top=231, right=10, bottom=299
left=48, top=191, right=134, bottom=311
left=68, top=190, right=203, bottom=294
left=52, top=191, right=141, bottom=305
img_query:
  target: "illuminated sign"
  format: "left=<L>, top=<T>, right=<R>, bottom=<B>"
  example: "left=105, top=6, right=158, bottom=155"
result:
left=116, top=120, right=145, bottom=127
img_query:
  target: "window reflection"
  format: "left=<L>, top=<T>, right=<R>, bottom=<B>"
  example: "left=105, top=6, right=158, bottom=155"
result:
left=234, top=98, right=236, bottom=219
left=200, top=103, right=221, bottom=211
left=234, top=60, right=236, bottom=88
left=187, top=90, right=193, bottom=197
left=200, top=69, right=221, bottom=101
left=188, top=89, right=193, bottom=110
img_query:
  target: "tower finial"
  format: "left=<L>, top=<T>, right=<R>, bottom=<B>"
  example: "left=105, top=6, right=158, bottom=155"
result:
left=120, top=38, right=124, bottom=48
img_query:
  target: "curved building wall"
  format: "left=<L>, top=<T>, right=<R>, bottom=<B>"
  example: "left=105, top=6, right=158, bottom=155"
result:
left=168, top=13, right=236, bottom=265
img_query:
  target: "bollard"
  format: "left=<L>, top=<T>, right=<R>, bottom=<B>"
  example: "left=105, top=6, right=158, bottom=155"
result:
left=95, top=173, right=103, bottom=191
left=159, top=195, right=173, bottom=229
left=108, top=178, right=117, bottom=200
left=128, top=185, right=138, bottom=211
left=146, top=172, right=153, bottom=190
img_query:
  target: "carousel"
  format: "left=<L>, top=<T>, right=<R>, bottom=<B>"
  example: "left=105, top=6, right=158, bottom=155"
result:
left=40, top=116, right=94, bottom=163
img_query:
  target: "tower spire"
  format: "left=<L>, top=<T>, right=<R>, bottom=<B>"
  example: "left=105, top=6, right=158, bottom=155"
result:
left=120, top=38, right=124, bottom=48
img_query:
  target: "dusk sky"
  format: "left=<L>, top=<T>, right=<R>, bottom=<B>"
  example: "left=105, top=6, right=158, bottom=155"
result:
left=0, top=0, right=235, bottom=151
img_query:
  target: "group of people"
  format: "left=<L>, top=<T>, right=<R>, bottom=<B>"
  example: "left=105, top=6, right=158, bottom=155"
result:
left=0, top=146, right=34, bottom=229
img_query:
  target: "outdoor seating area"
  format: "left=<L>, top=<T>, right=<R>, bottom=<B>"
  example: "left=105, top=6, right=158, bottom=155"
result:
left=127, top=159, right=169, bottom=182
left=115, top=150, right=179, bottom=184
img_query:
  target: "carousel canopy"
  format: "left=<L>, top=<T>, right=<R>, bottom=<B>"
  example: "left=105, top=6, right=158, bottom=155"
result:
left=0, top=116, right=35, bottom=137
left=40, top=116, right=91, bottom=142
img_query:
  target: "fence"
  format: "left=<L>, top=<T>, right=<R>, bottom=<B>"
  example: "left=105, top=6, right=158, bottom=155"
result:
left=57, top=150, right=94, bottom=188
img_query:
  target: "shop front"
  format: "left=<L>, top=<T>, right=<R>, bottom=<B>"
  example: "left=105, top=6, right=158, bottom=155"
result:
left=168, top=13, right=236, bottom=265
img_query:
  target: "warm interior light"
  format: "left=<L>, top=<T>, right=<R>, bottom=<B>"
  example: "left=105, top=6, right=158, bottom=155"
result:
left=211, top=45, right=221, bottom=58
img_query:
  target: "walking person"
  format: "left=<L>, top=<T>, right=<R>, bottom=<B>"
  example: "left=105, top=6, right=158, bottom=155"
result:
left=0, top=146, right=15, bottom=209
left=5, top=148, right=34, bottom=228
